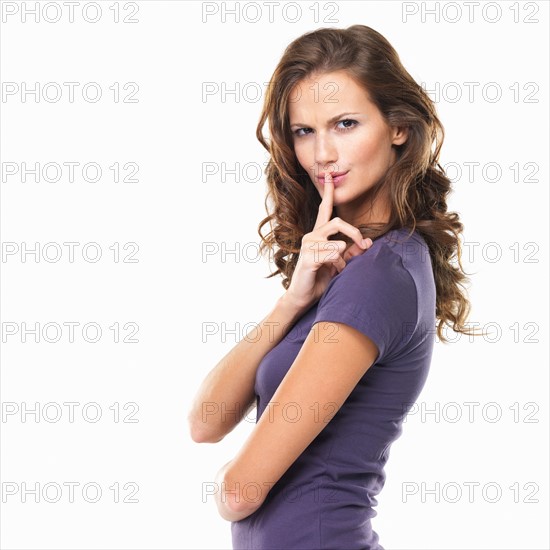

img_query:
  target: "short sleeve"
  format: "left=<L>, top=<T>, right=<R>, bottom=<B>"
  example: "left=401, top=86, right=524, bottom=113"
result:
left=312, top=242, right=418, bottom=364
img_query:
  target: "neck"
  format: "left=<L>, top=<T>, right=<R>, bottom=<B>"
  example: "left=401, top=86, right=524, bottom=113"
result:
left=335, top=191, right=391, bottom=228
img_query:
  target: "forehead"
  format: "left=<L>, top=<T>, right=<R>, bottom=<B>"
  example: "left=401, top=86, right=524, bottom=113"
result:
left=288, top=70, right=372, bottom=121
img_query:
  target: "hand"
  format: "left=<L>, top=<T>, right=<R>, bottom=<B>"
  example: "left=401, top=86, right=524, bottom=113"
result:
left=284, top=172, right=373, bottom=311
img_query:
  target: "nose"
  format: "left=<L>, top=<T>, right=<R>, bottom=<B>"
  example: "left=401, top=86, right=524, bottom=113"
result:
left=314, top=131, right=338, bottom=176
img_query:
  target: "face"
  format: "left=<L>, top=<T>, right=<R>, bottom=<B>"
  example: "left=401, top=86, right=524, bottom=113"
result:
left=288, top=70, right=408, bottom=226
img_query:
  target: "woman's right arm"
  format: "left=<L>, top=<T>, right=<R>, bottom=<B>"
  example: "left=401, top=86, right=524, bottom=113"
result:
left=190, top=174, right=371, bottom=445
left=187, top=292, right=307, bottom=444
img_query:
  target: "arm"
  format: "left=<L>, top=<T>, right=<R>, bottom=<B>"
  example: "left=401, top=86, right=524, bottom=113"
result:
left=214, top=320, right=379, bottom=521
left=187, top=292, right=307, bottom=444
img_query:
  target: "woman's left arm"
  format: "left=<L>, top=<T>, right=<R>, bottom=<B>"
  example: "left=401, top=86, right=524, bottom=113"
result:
left=213, top=319, right=379, bottom=521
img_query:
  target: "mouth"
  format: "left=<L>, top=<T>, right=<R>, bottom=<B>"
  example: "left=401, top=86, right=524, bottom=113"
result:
left=317, top=171, right=349, bottom=186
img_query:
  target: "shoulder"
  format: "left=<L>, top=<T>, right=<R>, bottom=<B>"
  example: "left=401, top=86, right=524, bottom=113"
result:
left=314, top=228, right=421, bottom=361
left=333, top=227, right=422, bottom=289
left=373, top=227, right=430, bottom=263
left=346, top=227, right=432, bottom=292
left=319, top=229, right=424, bottom=326
left=318, top=230, right=423, bottom=322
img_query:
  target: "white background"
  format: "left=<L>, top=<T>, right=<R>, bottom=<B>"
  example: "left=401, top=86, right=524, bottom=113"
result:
left=1, top=1, right=548, bottom=549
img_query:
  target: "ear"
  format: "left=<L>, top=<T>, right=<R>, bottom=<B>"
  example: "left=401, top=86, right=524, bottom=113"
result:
left=391, top=125, right=408, bottom=146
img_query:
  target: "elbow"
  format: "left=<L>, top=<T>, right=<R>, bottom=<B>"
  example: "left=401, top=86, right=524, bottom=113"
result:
left=190, top=426, right=224, bottom=444
left=217, top=482, right=263, bottom=521
left=218, top=494, right=260, bottom=522
left=187, top=414, right=224, bottom=444
left=215, top=469, right=263, bottom=522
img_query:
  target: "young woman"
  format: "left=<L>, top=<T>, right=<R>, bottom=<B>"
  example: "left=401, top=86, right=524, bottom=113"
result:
left=189, top=25, right=479, bottom=549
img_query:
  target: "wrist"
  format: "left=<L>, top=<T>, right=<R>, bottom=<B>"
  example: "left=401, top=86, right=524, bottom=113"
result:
left=277, top=292, right=308, bottom=319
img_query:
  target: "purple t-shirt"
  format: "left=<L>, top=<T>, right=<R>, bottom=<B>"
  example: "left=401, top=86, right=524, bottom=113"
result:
left=231, top=227, right=436, bottom=550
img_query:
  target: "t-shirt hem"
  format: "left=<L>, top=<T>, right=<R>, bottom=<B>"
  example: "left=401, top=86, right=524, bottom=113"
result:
left=311, top=308, right=386, bottom=364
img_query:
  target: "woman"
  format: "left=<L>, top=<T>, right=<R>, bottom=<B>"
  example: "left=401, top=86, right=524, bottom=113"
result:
left=189, top=25, right=480, bottom=549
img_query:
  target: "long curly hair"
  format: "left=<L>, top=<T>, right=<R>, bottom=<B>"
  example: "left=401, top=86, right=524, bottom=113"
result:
left=256, top=25, right=482, bottom=343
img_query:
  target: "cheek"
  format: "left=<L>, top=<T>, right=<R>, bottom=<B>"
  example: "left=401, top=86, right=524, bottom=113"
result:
left=352, top=134, right=390, bottom=166
left=293, top=142, right=312, bottom=171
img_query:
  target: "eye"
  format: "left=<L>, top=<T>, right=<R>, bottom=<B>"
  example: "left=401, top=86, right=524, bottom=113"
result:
left=293, top=127, right=313, bottom=137
left=292, top=119, right=358, bottom=137
left=337, top=119, right=358, bottom=131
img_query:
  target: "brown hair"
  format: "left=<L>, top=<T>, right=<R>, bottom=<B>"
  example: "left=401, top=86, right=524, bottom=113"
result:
left=256, top=25, right=483, bottom=343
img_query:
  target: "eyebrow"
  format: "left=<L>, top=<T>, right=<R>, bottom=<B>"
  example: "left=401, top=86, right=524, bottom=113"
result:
left=289, top=112, right=363, bottom=129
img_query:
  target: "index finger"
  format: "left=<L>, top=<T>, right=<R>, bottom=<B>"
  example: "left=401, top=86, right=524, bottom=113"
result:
left=313, top=172, right=334, bottom=230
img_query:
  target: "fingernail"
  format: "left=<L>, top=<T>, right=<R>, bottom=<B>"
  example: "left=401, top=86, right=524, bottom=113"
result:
left=362, top=238, right=371, bottom=248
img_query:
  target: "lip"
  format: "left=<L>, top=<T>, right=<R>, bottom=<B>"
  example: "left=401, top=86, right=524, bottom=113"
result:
left=318, top=171, right=349, bottom=186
